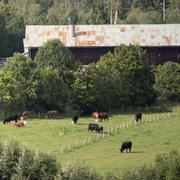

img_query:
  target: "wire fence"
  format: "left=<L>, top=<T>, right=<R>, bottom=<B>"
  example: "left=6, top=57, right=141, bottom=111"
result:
left=58, top=107, right=180, bottom=154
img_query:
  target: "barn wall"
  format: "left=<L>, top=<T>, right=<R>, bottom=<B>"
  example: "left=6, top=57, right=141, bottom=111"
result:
left=29, top=46, right=180, bottom=65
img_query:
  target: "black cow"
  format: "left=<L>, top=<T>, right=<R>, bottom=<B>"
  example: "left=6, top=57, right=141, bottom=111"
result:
left=72, top=114, right=79, bottom=124
left=88, top=123, right=103, bottom=133
left=3, top=115, right=19, bottom=124
left=120, top=141, right=132, bottom=153
left=135, top=112, right=142, bottom=122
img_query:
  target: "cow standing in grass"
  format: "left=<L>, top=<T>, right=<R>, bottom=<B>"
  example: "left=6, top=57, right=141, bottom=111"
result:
left=88, top=123, right=103, bottom=133
left=120, top=141, right=132, bottom=153
left=47, top=110, right=58, bottom=118
left=3, top=115, right=19, bottom=124
left=93, top=112, right=109, bottom=122
left=135, top=112, right=142, bottom=122
left=72, top=114, right=79, bottom=124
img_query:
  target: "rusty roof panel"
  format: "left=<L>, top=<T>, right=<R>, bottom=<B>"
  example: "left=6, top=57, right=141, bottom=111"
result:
left=23, top=24, right=180, bottom=52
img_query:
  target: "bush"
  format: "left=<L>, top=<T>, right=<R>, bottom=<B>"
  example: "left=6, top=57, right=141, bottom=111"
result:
left=121, top=150, right=180, bottom=180
left=154, top=62, right=180, bottom=101
left=61, top=162, right=102, bottom=180
left=0, top=139, right=61, bottom=180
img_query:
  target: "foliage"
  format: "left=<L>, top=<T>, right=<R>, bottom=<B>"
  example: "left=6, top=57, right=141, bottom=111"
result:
left=166, top=0, right=180, bottom=23
left=121, top=150, right=180, bottom=180
left=34, top=39, right=78, bottom=111
left=71, top=64, right=99, bottom=114
left=34, top=39, right=77, bottom=83
left=61, top=162, right=102, bottom=180
left=0, top=14, right=7, bottom=57
left=0, top=53, right=37, bottom=113
left=72, top=45, right=155, bottom=112
left=154, top=62, right=180, bottom=101
left=0, top=139, right=60, bottom=180
left=35, top=66, right=71, bottom=111
left=126, top=8, right=162, bottom=24
left=100, top=45, right=154, bottom=109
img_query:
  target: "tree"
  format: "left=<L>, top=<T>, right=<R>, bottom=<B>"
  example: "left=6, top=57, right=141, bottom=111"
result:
left=35, top=66, right=71, bottom=111
left=125, top=8, right=162, bottom=24
left=154, top=61, right=180, bottom=101
left=72, top=45, right=155, bottom=112
left=0, top=53, right=37, bottom=113
left=0, top=139, right=61, bottom=180
left=71, top=64, right=99, bottom=114
left=0, top=14, right=7, bottom=57
left=34, top=39, right=77, bottom=83
left=166, top=0, right=180, bottom=23
left=96, top=45, right=155, bottom=109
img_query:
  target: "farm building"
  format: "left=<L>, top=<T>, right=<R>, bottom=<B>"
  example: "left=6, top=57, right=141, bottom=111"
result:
left=23, top=24, right=180, bottom=64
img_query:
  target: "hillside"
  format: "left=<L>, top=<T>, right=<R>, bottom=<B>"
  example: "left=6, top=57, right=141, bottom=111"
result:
left=0, top=107, right=179, bottom=176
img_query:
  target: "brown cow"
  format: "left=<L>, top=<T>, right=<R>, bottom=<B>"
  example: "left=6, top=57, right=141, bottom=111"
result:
left=21, top=111, right=30, bottom=120
left=93, top=112, right=109, bottom=122
left=47, top=110, right=58, bottom=118
left=13, top=121, right=27, bottom=128
left=98, top=112, right=109, bottom=122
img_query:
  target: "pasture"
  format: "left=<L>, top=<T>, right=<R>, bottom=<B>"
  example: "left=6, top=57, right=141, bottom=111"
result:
left=0, top=106, right=180, bottom=176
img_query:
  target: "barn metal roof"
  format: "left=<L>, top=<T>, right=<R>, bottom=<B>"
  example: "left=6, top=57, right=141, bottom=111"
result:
left=23, top=24, right=180, bottom=52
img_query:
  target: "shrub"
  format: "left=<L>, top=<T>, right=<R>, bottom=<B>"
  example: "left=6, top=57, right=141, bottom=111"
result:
left=0, top=139, right=61, bottom=180
left=121, top=150, right=180, bottom=180
left=61, top=162, right=102, bottom=180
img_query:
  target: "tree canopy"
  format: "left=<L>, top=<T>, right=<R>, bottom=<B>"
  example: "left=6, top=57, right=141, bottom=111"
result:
left=154, top=61, right=180, bottom=101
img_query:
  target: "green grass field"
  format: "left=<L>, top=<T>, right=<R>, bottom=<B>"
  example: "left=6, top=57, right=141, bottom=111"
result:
left=0, top=107, right=179, bottom=176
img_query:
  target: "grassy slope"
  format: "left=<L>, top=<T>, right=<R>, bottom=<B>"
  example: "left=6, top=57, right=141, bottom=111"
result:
left=58, top=115, right=180, bottom=176
left=0, top=111, right=179, bottom=176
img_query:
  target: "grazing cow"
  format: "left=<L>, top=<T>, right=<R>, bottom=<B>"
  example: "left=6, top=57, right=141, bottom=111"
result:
left=93, top=112, right=109, bottom=122
left=72, top=114, right=79, bottom=124
left=88, top=123, right=103, bottom=133
left=3, top=115, right=19, bottom=124
left=120, top=141, right=132, bottom=153
left=47, top=110, right=58, bottom=118
left=135, top=112, right=142, bottom=122
left=98, top=112, right=109, bottom=122
left=21, top=111, right=30, bottom=120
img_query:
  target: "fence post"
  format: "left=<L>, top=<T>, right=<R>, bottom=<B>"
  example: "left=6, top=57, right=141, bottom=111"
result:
left=83, top=138, right=86, bottom=145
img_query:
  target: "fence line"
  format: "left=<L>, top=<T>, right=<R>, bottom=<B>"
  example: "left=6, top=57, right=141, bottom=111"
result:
left=58, top=110, right=179, bottom=154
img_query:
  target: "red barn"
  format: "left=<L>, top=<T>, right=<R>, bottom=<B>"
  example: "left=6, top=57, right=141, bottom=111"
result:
left=23, top=24, right=180, bottom=65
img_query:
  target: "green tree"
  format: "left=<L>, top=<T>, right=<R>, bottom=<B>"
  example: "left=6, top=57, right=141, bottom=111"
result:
left=24, top=2, right=46, bottom=25
left=46, top=0, right=78, bottom=24
left=0, top=139, right=61, bottom=180
left=126, top=8, right=162, bottom=24
left=71, top=64, right=99, bottom=113
left=96, top=45, right=155, bottom=109
left=166, top=0, right=180, bottom=23
left=154, top=61, right=180, bottom=101
left=34, top=39, right=77, bottom=83
left=35, top=66, right=71, bottom=111
left=62, top=162, right=101, bottom=180
left=0, top=53, right=37, bottom=113
left=0, top=14, right=7, bottom=57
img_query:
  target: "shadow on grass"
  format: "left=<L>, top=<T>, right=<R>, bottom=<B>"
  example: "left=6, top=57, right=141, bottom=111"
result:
left=131, top=151, right=144, bottom=154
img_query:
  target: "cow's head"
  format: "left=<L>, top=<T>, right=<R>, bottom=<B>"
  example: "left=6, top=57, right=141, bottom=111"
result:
left=120, top=148, right=123, bottom=153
